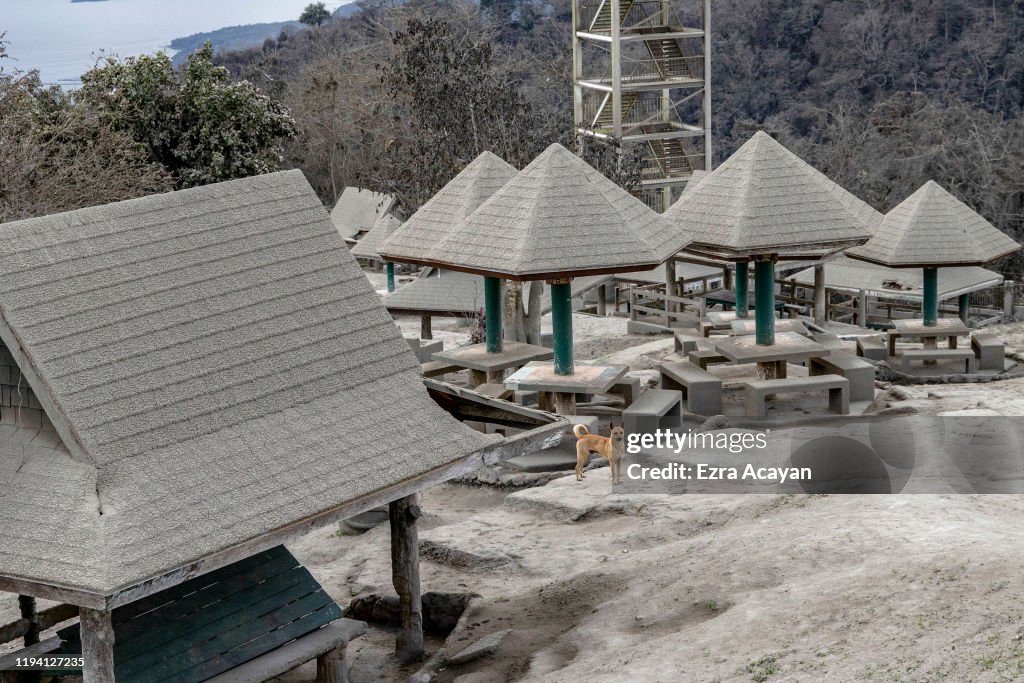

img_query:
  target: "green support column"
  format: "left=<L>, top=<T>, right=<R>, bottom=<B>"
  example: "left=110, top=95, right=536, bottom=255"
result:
left=958, top=293, right=970, bottom=324
left=922, top=267, right=938, bottom=327
left=735, top=261, right=749, bottom=318
left=754, top=257, right=775, bottom=346
left=484, top=276, right=503, bottom=353
left=386, top=262, right=395, bottom=293
left=550, top=280, right=574, bottom=375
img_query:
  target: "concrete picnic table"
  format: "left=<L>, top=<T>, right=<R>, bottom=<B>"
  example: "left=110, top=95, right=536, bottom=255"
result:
left=432, top=341, right=554, bottom=386
left=886, top=318, right=970, bottom=356
left=504, top=360, right=628, bottom=414
left=730, top=319, right=809, bottom=337
left=712, top=331, right=830, bottom=379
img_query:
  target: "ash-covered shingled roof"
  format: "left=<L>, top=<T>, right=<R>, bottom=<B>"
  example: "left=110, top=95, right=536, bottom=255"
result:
left=0, top=171, right=497, bottom=597
left=664, top=131, right=875, bottom=261
left=846, top=180, right=1020, bottom=268
left=379, top=151, right=518, bottom=265
left=384, top=144, right=688, bottom=280
left=330, top=186, right=395, bottom=239
left=351, top=213, right=402, bottom=261
left=384, top=268, right=610, bottom=316
left=790, top=255, right=1003, bottom=299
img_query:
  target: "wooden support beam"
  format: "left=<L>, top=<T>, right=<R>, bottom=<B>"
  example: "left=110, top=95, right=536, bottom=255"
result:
left=389, top=494, right=423, bottom=664
left=597, top=284, right=608, bottom=317
left=420, top=315, right=432, bottom=341
left=18, top=595, right=38, bottom=647
left=80, top=608, right=115, bottom=683
left=813, top=264, right=826, bottom=324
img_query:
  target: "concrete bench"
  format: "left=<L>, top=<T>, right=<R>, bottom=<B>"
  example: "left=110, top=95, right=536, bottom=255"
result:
left=901, top=348, right=975, bottom=373
left=809, top=351, right=875, bottom=402
left=474, top=383, right=513, bottom=400
left=606, top=375, right=643, bottom=407
left=744, top=374, right=849, bottom=418
left=687, top=349, right=729, bottom=370
left=623, top=388, right=683, bottom=433
left=659, top=361, right=722, bottom=416
left=855, top=336, right=887, bottom=362
left=971, top=333, right=1005, bottom=371
left=674, top=330, right=701, bottom=355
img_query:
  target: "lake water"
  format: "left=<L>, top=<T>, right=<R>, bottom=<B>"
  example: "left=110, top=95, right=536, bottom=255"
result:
left=2, top=0, right=339, bottom=84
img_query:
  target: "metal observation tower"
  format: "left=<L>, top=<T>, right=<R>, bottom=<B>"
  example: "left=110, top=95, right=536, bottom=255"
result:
left=572, top=0, right=712, bottom=210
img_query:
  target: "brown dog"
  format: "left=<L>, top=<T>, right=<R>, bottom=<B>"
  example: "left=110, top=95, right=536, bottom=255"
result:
left=573, top=422, right=626, bottom=484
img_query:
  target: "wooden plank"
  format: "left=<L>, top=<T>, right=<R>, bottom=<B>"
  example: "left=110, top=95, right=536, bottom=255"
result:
left=111, top=565, right=315, bottom=662
left=158, top=603, right=344, bottom=683
left=118, top=579, right=334, bottom=678
left=112, top=546, right=288, bottom=624
left=112, top=553, right=300, bottom=645
left=80, top=608, right=115, bottom=683
left=0, top=576, right=106, bottom=610
left=204, top=620, right=366, bottom=683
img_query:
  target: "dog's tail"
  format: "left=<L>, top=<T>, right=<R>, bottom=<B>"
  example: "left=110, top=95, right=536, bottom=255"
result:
left=572, top=424, right=590, bottom=439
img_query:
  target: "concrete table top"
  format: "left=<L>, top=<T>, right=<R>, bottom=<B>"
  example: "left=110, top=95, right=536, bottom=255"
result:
left=705, top=311, right=739, bottom=325
left=432, top=341, right=554, bottom=372
left=890, top=318, right=970, bottom=337
left=504, top=361, right=628, bottom=394
left=713, top=331, right=829, bottom=365
left=730, top=319, right=809, bottom=336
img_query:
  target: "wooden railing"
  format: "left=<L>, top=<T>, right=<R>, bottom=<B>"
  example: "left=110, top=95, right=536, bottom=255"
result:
left=0, top=601, right=78, bottom=646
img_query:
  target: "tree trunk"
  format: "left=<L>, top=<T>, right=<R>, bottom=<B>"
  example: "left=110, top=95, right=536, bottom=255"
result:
left=503, top=281, right=527, bottom=343
left=525, top=281, right=543, bottom=345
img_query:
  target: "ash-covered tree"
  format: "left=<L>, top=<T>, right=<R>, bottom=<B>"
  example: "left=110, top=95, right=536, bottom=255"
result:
left=78, top=43, right=297, bottom=188
left=300, top=3, right=332, bottom=27
left=0, top=36, right=171, bottom=222
left=372, top=17, right=562, bottom=345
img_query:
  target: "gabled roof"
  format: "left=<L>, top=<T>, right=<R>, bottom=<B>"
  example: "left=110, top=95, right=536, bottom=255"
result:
left=383, top=268, right=610, bottom=317
left=330, top=186, right=395, bottom=239
left=351, top=213, right=402, bottom=261
left=384, top=144, right=688, bottom=280
left=790, top=254, right=1003, bottom=300
left=846, top=180, right=1020, bottom=268
left=379, top=151, right=518, bottom=265
left=0, top=171, right=497, bottom=598
left=664, top=131, right=875, bottom=261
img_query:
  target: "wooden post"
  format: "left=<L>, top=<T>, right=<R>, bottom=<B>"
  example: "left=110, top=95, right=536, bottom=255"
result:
left=385, top=262, right=395, bottom=293
left=723, top=266, right=732, bottom=291
left=735, top=261, right=749, bottom=318
left=80, top=608, right=115, bottom=683
left=857, top=289, right=868, bottom=327
left=389, top=494, right=423, bottom=664
left=597, top=284, right=608, bottom=316
left=18, top=595, right=39, bottom=647
left=420, top=314, right=432, bottom=340
left=1004, top=281, right=1016, bottom=321
left=922, top=267, right=938, bottom=326
left=754, top=257, right=775, bottom=346
left=629, top=286, right=637, bottom=321
left=316, top=644, right=350, bottom=683
left=484, top=276, right=503, bottom=353
left=813, top=264, right=826, bottom=324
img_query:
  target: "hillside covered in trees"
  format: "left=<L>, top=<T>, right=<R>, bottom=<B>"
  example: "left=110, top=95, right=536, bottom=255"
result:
left=212, top=0, right=1024, bottom=275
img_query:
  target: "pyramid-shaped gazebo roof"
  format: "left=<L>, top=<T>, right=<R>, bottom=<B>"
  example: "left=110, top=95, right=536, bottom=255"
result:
left=846, top=180, right=1020, bottom=268
left=385, top=144, right=688, bottom=280
left=664, top=131, right=876, bottom=261
left=380, top=151, right=518, bottom=265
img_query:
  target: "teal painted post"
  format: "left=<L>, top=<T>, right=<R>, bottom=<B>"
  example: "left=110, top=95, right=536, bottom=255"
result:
left=754, top=258, right=775, bottom=346
left=484, top=276, right=503, bottom=353
left=386, top=262, right=395, bottom=293
left=922, top=267, right=938, bottom=326
left=958, top=293, right=970, bottom=324
left=735, top=261, right=749, bottom=318
left=550, top=281, right=574, bottom=375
